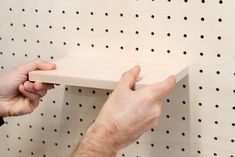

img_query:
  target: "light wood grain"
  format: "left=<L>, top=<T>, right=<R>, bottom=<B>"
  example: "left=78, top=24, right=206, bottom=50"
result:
left=29, top=55, right=188, bottom=90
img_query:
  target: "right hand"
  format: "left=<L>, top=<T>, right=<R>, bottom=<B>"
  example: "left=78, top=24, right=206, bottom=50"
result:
left=86, top=65, right=176, bottom=152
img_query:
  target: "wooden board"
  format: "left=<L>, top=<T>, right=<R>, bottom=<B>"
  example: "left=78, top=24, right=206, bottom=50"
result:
left=29, top=55, right=188, bottom=90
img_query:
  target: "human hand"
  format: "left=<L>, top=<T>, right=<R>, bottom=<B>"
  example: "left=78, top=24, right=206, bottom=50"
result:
left=0, top=60, right=56, bottom=117
left=74, top=65, right=176, bottom=157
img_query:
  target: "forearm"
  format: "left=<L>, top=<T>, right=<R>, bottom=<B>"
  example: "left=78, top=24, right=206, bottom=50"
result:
left=72, top=124, right=118, bottom=157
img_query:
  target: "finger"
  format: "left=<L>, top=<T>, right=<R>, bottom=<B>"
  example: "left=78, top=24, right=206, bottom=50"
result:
left=146, top=75, right=176, bottom=97
left=19, top=84, right=40, bottom=103
left=33, top=90, right=47, bottom=97
left=33, top=82, right=54, bottom=91
left=17, top=59, right=56, bottom=75
left=117, top=65, right=141, bottom=89
left=23, top=82, right=48, bottom=97
left=23, top=81, right=36, bottom=92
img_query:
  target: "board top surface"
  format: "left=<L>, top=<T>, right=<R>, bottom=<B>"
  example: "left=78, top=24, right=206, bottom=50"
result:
left=29, top=54, right=188, bottom=89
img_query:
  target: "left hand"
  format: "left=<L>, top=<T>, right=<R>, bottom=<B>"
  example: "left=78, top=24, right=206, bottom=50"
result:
left=0, top=60, right=56, bottom=117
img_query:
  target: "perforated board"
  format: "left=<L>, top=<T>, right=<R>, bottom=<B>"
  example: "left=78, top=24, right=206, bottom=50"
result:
left=0, top=0, right=234, bottom=157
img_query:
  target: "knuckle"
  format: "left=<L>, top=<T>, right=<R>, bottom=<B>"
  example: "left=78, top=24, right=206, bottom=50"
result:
left=144, top=92, right=156, bottom=102
left=35, top=59, right=42, bottom=64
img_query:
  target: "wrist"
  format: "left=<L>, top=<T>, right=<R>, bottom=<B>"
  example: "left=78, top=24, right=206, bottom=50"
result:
left=87, top=122, right=121, bottom=152
left=73, top=122, right=121, bottom=157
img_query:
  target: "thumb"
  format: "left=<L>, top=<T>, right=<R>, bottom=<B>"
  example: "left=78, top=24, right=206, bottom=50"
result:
left=117, top=65, right=141, bottom=90
left=156, top=75, right=176, bottom=97
left=16, top=60, right=56, bottom=75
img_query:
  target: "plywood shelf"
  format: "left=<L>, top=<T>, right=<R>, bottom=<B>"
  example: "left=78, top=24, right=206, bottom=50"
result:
left=29, top=55, right=188, bottom=90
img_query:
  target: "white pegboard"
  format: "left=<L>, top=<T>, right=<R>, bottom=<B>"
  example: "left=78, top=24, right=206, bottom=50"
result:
left=0, top=0, right=234, bottom=157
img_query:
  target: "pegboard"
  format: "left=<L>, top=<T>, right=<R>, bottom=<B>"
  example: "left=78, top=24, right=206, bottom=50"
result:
left=0, top=0, right=234, bottom=157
